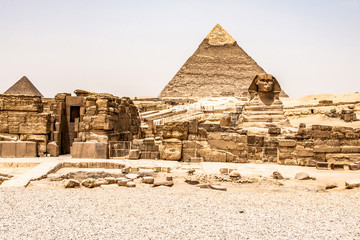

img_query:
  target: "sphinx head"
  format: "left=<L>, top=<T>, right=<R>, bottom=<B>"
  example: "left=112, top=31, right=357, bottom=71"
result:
left=248, top=73, right=281, bottom=101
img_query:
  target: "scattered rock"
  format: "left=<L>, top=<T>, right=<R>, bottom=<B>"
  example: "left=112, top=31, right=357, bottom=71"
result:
left=209, top=184, right=227, bottom=191
left=105, top=177, right=117, bottom=184
left=197, top=184, right=227, bottom=191
left=0, top=176, right=10, bottom=184
left=325, top=183, right=338, bottom=189
left=142, top=176, right=154, bottom=184
left=229, top=170, right=241, bottom=179
left=152, top=181, right=174, bottom=187
left=126, top=181, right=136, bottom=188
left=345, top=180, right=360, bottom=189
left=63, top=179, right=80, bottom=188
left=125, top=174, right=139, bottom=180
left=94, top=178, right=108, bottom=187
left=117, top=178, right=130, bottom=186
left=295, top=172, right=310, bottom=180
left=185, top=179, right=200, bottom=185
left=272, top=171, right=284, bottom=180
left=166, top=176, right=173, bottom=181
left=48, top=174, right=64, bottom=181
left=187, top=169, right=195, bottom=175
left=82, top=178, right=95, bottom=188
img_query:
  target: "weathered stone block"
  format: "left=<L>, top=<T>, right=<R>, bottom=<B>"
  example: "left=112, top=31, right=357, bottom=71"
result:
left=0, top=141, right=37, bottom=158
left=314, top=146, right=341, bottom=153
left=278, top=139, right=297, bottom=147
left=129, top=149, right=140, bottom=159
left=47, top=142, right=59, bottom=157
left=160, top=139, right=182, bottom=161
left=71, top=142, right=108, bottom=159
left=341, top=146, right=360, bottom=153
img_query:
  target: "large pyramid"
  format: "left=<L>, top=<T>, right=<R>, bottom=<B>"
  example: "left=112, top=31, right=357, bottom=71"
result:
left=4, top=76, right=43, bottom=97
left=159, top=24, right=287, bottom=98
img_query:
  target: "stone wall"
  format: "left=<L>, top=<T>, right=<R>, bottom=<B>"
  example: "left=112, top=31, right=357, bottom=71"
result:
left=141, top=117, right=360, bottom=165
left=0, top=94, right=50, bottom=156
left=43, top=90, right=141, bottom=158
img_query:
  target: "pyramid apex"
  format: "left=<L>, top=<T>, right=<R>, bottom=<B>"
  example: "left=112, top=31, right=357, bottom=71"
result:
left=4, top=76, right=43, bottom=97
left=205, top=24, right=236, bottom=46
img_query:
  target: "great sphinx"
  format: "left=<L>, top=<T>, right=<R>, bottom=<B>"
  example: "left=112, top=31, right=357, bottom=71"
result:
left=239, top=73, right=289, bottom=128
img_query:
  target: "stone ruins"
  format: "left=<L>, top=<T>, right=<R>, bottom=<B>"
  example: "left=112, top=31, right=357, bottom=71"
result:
left=0, top=24, right=360, bottom=171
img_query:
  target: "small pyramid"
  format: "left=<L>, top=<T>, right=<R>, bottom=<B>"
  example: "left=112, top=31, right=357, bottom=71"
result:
left=4, top=76, right=43, bottom=97
left=159, top=24, right=288, bottom=98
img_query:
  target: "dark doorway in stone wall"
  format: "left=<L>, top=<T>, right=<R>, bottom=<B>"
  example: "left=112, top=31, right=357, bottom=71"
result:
left=70, top=106, right=80, bottom=122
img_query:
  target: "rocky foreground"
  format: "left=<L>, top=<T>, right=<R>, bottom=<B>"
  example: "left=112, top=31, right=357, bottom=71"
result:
left=0, top=187, right=359, bottom=240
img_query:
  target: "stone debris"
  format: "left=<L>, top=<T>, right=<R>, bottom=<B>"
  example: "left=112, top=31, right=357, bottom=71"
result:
left=0, top=176, right=11, bottom=184
left=126, top=181, right=136, bottom=188
left=142, top=176, right=154, bottom=184
left=166, top=176, right=173, bottom=181
left=48, top=174, right=64, bottom=181
left=125, top=174, right=139, bottom=180
left=94, top=178, right=108, bottom=187
left=197, top=183, right=227, bottom=191
left=229, top=170, right=241, bottom=179
left=152, top=181, right=174, bottom=187
left=272, top=171, right=284, bottom=180
left=104, top=177, right=117, bottom=184
left=185, top=179, right=200, bottom=185
left=295, top=172, right=310, bottom=180
left=325, top=183, right=338, bottom=189
left=117, top=178, right=130, bottom=187
left=349, top=164, right=360, bottom=171
left=345, top=180, right=360, bottom=189
left=63, top=179, right=80, bottom=188
left=82, top=178, right=95, bottom=188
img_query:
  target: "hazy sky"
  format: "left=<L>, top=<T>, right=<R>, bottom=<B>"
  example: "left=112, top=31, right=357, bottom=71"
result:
left=1, top=0, right=359, bottom=98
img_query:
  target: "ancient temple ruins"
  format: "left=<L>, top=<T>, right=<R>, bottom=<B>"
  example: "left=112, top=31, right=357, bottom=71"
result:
left=159, top=24, right=287, bottom=98
left=0, top=77, right=140, bottom=158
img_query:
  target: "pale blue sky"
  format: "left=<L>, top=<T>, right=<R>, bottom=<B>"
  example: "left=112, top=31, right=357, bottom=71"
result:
left=0, top=0, right=359, bottom=98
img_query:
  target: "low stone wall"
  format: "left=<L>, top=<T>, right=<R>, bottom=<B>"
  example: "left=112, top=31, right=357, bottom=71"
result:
left=140, top=118, right=360, bottom=165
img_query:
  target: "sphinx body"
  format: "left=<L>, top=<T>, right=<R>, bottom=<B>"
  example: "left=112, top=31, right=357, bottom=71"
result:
left=239, top=73, right=289, bottom=128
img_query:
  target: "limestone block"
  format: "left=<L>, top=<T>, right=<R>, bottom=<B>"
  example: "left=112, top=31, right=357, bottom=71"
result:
left=296, top=150, right=314, bottom=157
left=326, top=153, right=360, bottom=164
left=278, top=139, right=296, bottom=147
left=71, top=142, right=108, bottom=159
left=63, top=179, right=80, bottom=188
left=0, top=95, right=42, bottom=112
left=47, top=142, right=60, bottom=157
left=341, top=146, right=360, bottom=153
left=160, top=139, right=182, bottom=161
left=345, top=180, right=360, bottom=189
left=142, top=176, right=154, bottom=184
left=0, top=141, right=37, bottom=158
left=313, top=146, right=341, bottom=153
left=163, top=121, right=188, bottom=140
left=208, top=139, right=238, bottom=151
left=284, top=159, right=298, bottom=165
left=22, top=135, right=48, bottom=153
left=247, top=135, right=264, bottom=146
left=207, top=132, right=222, bottom=140
left=129, top=149, right=140, bottom=159
left=295, top=172, right=310, bottom=180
